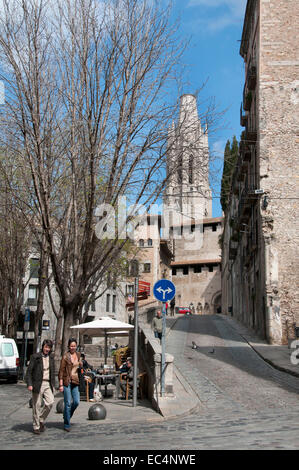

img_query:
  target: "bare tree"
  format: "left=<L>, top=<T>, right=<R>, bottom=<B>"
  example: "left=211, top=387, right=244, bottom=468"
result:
left=0, top=150, right=32, bottom=337
left=0, top=0, right=221, bottom=354
left=0, top=0, right=189, bottom=353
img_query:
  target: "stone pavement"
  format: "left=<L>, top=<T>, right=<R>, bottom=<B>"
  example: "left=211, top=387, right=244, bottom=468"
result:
left=3, top=313, right=298, bottom=437
left=1, top=313, right=299, bottom=450
left=64, top=313, right=298, bottom=424
left=158, top=313, right=299, bottom=417
left=59, top=314, right=298, bottom=423
left=220, top=314, right=299, bottom=379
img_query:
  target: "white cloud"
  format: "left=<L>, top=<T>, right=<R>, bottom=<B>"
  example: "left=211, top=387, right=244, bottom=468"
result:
left=187, top=0, right=247, bottom=32
left=188, top=0, right=246, bottom=16
left=212, top=139, right=226, bottom=158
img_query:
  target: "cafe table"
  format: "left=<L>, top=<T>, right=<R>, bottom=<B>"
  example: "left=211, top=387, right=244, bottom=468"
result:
left=95, top=371, right=121, bottom=399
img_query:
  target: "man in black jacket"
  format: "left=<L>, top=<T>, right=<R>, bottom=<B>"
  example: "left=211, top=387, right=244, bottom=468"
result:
left=26, top=339, right=55, bottom=434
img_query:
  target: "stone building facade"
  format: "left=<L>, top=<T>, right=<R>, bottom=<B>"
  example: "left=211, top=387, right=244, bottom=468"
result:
left=164, top=94, right=223, bottom=313
left=221, top=0, right=299, bottom=344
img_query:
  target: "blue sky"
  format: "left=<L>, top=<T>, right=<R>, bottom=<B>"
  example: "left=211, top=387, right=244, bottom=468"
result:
left=170, top=0, right=247, bottom=217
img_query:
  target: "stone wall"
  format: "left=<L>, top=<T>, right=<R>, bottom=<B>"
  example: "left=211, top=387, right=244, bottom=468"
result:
left=129, top=305, right=174, bottom=412
left=259, top=0, right=299, bottom=342
left=221, top=0, right=299, bottom=345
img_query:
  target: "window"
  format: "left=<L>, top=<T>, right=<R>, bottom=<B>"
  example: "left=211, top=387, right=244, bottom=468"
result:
left=126, top=285, right=134, bottom=296
left=194, top=265, right=202, bottom=273
left=144, top=263, right=151, bottom=273
left=2, top=343, right=13, bottom=357
left=183, top=266, right=188, bottom=275
left=147, top=238, right=153, bottom=247
left=29, top=258, right=39, bottom=278
left=28, top=285, right=38, bottom=305
left=112, top=295, right=116, bottom=313
left=212, top=224, right=217, bottom=232
left=106, top=294, right=110, bottom=312
left=209, top=266, right=213, bottom=273
left=139, top=239, right=144, bottom=247
left=28, top=285, right=38, bottom=299
left=172, top=268, right=177, bottom=276
left=189, top=154, right=194, bottom=184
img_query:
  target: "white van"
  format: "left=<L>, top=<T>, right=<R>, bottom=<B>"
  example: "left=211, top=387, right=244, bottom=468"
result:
left=0, top=335, right=19, bottom=382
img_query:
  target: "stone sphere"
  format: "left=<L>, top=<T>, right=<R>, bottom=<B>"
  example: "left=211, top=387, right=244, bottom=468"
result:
left=88, top=403, right=107, bottom=420
left=56, top=398, right=65, bottom=414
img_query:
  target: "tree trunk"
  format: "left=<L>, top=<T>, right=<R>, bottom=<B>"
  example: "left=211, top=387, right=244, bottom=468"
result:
left=54, top=311, right=64, bottom=373
left=33, top=239, right=49, bottom=352
left=61, top=308, right=75, bottom=355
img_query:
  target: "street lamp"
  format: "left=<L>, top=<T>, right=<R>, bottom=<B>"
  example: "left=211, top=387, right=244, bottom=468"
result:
left=130, top=260, right=139, bottom=408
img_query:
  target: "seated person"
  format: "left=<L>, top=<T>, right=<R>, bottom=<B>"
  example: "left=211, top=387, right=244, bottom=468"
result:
left=119, top=357, right=132, bottom=374
left=120, top=358, right=134, bottom=398
left=79, top=354, right=96, bottom=401
left=80, top=353, right=93, bottom=371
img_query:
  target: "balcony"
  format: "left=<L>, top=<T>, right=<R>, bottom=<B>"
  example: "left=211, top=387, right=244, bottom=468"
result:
left=245, top=129, right=257, bottom=144
left=233, top=183, right=239, bottom=195
left=244, top=235, right=258, bottom=267
left=239, top=138, right=251, bottom=163
left=235, top=152, right=248, bottom=182
left=243, top=185, right=262, bottom=205
left=237, top=165, right=246, bottom=182
left=241, top=157, right=248, bottom=173
left=243, top=87, right=252, bottom=111
left=247, top=65, right=257, bottom=91
left=229, top=241, right=238, bottom=261
left=240, top=103, right=248, bottom=127
left=238, top=192, right=252, bottom=223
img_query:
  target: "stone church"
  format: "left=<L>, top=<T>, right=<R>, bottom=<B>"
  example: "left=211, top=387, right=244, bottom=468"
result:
left=130, top=95, right=223, bottom=316
left=163, top=94, right=223, bottom=314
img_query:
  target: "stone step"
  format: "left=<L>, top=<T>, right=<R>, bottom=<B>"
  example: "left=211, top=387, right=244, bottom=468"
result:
left=81, top=357, right=114, bottom=369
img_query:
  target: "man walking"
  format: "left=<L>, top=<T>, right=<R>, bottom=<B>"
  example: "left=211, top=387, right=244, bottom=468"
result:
left=26, top=339, right=55, bottom=435
left=152, top=310, right=163, bottom=341
left=170, top=298, right=175, bottom=317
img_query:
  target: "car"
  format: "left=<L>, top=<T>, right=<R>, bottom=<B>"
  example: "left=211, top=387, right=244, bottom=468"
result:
left=177, top=307, right=192, bottom=315
left=0, top=335, right=19, bottom=383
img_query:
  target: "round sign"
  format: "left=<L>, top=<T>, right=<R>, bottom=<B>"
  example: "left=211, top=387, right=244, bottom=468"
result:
left=153, top=279, right=176, bottom=302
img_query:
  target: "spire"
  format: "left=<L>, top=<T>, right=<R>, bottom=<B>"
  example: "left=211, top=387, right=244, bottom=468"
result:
left=179, top=94, right=201, bottom=132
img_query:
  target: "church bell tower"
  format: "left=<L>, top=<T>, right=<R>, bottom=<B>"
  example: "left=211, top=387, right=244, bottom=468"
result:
left=164, top=94, right=212, bottom=223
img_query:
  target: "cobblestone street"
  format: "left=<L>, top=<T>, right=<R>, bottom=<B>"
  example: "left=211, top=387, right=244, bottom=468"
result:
left=1, top=315, right=299, bottom=450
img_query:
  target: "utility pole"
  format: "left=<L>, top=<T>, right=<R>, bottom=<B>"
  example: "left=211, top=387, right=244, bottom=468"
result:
left=131, top=260, right=139, bottom=407
left=153, top=279, right=176, bottom=397
left=161, top=301, right=166, bottom=395
left=22, top=308, right=30, bottom=380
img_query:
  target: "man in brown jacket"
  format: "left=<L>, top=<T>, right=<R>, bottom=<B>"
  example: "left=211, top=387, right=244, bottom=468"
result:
left=26, top=339, right=55, bottom=435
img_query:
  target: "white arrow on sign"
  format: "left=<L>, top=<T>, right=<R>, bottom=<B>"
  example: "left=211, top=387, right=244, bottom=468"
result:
left=156, top=286, right=173, bottom=300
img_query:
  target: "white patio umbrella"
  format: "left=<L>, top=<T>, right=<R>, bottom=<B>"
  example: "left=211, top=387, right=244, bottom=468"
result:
left=70, top=317, right=134, bottom=363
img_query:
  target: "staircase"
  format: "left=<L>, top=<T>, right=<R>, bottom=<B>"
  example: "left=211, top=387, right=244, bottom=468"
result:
left=82, top=344, right=114, bottom=369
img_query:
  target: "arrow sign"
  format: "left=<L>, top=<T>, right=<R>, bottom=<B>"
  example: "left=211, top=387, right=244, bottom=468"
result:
left=153, top=279, right=176, bottom=302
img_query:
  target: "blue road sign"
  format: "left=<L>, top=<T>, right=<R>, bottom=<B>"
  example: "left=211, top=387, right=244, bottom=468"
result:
left=24, top=308, right=30, bottom=332
left=24, top=308, right=30, bottom=322
left=153, top=279, right=176, bottom=302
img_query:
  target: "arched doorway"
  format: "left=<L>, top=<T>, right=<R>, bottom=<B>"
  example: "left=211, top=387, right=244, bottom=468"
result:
left=212, top=291, right=222, bottom=314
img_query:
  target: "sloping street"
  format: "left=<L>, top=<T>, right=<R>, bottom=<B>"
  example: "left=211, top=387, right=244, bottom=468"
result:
left=1, top=314, right=299, bottom=450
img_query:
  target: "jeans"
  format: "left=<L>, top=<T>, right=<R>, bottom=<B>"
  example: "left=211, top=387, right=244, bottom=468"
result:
left=63, top=383, right=80, bottom=429
left=154, top=331, right=162, bottom=340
